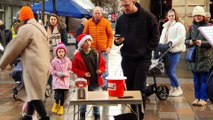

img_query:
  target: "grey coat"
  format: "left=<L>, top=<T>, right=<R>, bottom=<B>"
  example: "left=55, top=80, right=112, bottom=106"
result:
left=0, top=19, right=50, bottom=101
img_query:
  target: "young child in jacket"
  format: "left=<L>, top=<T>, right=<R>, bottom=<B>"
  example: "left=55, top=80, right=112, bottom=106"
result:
left=72, top=34, right=106, bottom=120
left=50, top=43, right=72, bottom=115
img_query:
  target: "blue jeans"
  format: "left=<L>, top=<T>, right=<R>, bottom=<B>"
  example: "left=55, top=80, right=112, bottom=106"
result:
left=166, top=52, right=181, bottom=87
left=101, top=52, right=109, bottom=87
left=80, top=85, right=100, bottom=115
left=193, top=72, right=208, bottom=101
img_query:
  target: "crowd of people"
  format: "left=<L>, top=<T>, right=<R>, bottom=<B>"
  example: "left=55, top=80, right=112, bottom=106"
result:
left=0, top=0, right=213, bottom=119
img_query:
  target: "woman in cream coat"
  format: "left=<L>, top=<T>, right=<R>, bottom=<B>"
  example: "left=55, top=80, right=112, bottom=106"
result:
left=0, top=6, right=50, bottom=120
left=159, top=9, right=186, bottom=97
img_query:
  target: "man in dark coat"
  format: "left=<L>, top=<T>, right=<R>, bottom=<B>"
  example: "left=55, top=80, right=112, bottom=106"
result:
left=114, top=0, right=159, bottom=119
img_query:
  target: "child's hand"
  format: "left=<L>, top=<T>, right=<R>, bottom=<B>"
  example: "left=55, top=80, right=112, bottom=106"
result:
left=56, top=72, right=64, bottom=78
left=85, top=72, right=91, bottom=77
left=96, top=70, right=102, bottom=75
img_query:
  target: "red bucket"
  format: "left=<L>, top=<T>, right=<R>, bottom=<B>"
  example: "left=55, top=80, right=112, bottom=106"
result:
left=106, top=76, right=126, bottom=97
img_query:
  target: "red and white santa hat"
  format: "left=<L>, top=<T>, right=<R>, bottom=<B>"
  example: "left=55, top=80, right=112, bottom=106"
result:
left=77, top=34, right=93, bottom=48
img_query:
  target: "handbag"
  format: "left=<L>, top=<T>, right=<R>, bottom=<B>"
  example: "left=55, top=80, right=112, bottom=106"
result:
left=186, top=46, right=196, bottom=62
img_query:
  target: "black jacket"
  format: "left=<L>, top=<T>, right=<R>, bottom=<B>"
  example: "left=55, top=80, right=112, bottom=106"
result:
left=115, top=3, right=159, bottom=60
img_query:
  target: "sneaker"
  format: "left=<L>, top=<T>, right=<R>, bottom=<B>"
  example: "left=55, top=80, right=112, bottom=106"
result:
left=169, top=87, right=175, bottom=96
left=170, top=87, right=183, bottom=97
left=197, top=99, right=207, bottom=106
left=192, top=99, right=199, bottom=106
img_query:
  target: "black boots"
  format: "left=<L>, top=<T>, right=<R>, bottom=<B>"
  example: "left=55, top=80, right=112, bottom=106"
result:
left=40, top=116, right=50, bottom=120
left=21, top=115, right=50, bottom=120
left=20, top=115, right=32, bottom=120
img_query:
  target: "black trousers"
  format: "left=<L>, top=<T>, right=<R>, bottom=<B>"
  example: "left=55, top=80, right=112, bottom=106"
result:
left=26, top=100, right=47, bottom=118
left=54, top=89, right=68, bottom=106
left=121, top=58, right=151, bottom=119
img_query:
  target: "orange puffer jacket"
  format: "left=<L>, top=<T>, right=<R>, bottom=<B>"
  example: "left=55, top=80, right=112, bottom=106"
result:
left=83, top=17, right=113, bottom=52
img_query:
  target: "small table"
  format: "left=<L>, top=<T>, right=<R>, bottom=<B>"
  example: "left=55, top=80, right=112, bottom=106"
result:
left=69, top=90, right=143, bottom=120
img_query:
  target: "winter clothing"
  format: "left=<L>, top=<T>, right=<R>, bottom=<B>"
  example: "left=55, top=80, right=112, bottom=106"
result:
left=19, top=6, right=34, bottom=21
left=160, top=20, right=186, bottom=96
left=115, top=3, right=159, bottom=61
left=72, top=49, right=106, bottom=86
left=47, top=17, right=67, bottom=59
left=83, top=17, right=113, bottom=52
left=55, top=42, right=67, bottom=56
left=185, top=23, right=213, bottom=72
left=0, top=19, right=50, bottom=101
left=115, top=3, right=159, bottom=115
left=50, top=45, right=72, bottom=90
left=50, top=43, right=72, bottom=115
left=77, top=34, right=93, bottom=48
left=192, top=6, right=206, bottom=17
left=185, top=13, right=213, bottom=104
left=159, top=21, right=186, bottom=53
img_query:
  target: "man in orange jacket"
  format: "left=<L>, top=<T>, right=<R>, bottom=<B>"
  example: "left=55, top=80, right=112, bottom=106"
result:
left=83, top=6, right=113, bottom=91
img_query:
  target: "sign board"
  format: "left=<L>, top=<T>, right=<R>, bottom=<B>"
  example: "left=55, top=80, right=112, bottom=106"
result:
left=198, top=26, right=213, bottom=47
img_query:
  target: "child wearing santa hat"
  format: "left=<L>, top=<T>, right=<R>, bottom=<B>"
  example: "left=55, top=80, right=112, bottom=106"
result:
left=72, top=34, right=106, bottom=120
left=50, top=43, right=72, bottom=115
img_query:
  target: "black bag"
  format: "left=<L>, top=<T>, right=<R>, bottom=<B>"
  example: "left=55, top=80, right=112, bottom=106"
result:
left=185, top=47, right=195, bottom=61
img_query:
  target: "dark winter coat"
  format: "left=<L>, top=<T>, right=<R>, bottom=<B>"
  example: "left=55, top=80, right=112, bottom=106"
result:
left=185, top=22, right=213, bottom=72
left=114, top=3, right=159, bottom=61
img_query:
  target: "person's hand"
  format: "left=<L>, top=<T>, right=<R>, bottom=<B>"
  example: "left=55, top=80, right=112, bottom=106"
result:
left=85, top=72, right=91, bottom=77
left=167, top=41, right=173, bottom=48
left=106, top=47, right=111, bottom=54
left=96, top=70, right=102, bottom=75
left=56, top=72, right=64, bottom=78
left=189, top=40, right=194, bottom=45
left=115, top=37, right=124, bottom=44
left=194, top=40, right=202, bottom=46
left=62, top=73, right=69, bottom=77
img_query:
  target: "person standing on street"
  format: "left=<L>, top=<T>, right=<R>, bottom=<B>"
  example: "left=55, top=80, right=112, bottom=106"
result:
left=159, top=9, right=186, bottom=97
left=185, top=6, right=213, bottom=106
left=83, top=6, right=113, bottom=90
left=72, top=34, right=106, bottom=120
left=50, top=43, right=72, bottom=115
left=75, top=18, right=87, bottom=49
left=114, top=0, right=159, bottom=119
left=46, top=13, right=67, bottom=59
left=0, top=6, right=50, bottom=120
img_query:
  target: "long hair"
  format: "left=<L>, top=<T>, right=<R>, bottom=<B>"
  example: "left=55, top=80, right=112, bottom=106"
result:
left=167, top=9, right=181, bottom=22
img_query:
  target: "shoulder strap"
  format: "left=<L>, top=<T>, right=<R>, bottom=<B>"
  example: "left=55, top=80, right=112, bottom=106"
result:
left=28, top=23, right=46, bottom=38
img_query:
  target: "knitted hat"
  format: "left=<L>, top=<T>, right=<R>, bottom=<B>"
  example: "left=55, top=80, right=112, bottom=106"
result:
left=19, top=6, right=34, bottom=21
left=77, top=34, right=93, bottom=48
left=55, top=43, right=67, bottom=57
left=192, top=6, right=206, bottom=17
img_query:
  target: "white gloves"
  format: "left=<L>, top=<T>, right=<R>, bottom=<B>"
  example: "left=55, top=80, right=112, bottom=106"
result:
left=56, top=72, right=64, bottom=78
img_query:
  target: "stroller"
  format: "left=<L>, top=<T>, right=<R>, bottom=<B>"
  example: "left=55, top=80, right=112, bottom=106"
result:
left=10, top=58, right=52, bottom=100
left=145, top=44, right=172, bottom=101
left=10, top=58, right=24, bottom=100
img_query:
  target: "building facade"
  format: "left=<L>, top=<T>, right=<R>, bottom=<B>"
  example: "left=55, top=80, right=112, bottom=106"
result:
left=0, top=0, right=34, bottom=29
